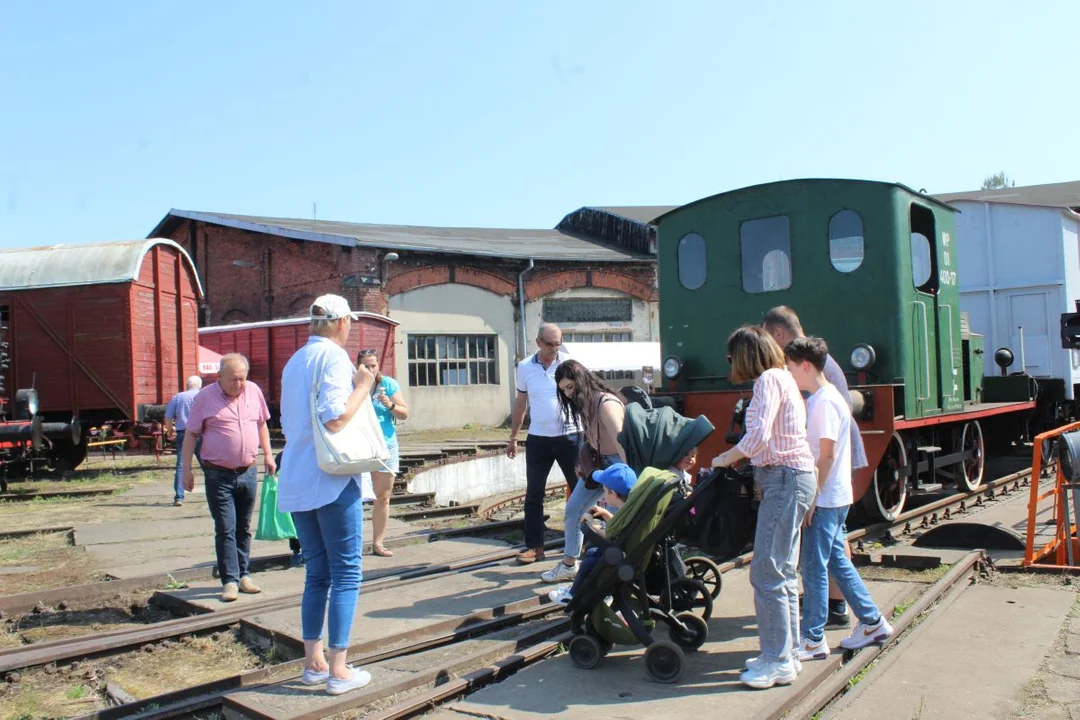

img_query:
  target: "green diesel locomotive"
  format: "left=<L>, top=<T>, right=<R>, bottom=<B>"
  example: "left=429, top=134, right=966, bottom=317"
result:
left=654, top=179, right=1036, bottom=521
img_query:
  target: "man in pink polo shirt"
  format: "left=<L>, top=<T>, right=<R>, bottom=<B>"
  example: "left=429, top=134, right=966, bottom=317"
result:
left=182, top=352, right=276, bottom=602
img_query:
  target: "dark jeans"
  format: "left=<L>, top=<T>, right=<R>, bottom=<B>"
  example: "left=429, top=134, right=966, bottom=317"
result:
left=524, top=433, right=582, bottom=549
left=204, top=465, right=258, bottom=586
left=570, top=547, right=601, bottom=596
left=172, top=429, right=203, bottom=501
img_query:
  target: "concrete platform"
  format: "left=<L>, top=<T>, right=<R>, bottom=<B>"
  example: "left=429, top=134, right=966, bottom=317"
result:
left=444, top=568, right=916, bottom=720
left=155, top=537, right=514, bottom=614
left=242, top=544, right=551, bottom=647
left=825, top=583, right=1076, bottom=719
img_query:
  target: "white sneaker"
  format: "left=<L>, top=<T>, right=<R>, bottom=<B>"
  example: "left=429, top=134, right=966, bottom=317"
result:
left=547, top=585, right=573, bottom=606
left=326, top=666, right=372, bottom=695
left=740, top=658, right=798, bottom=689
left=541, top=561, right=578, bottom=583
left=301, top=666, right=330, bottom=685
left=746, top=654, right=802, bottom=675
left=839, top=616, right=894, bottom=650
left=797, top=636, right=830, bottom=661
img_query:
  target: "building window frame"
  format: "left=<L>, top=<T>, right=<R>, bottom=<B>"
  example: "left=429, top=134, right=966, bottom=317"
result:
left=562, top=331, right=633, bottom=343
left=407, top=334, right=499, bottom=387
left=542, top=298, right=633, bottom=324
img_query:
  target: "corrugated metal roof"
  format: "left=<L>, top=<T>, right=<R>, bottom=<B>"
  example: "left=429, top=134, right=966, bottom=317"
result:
left=935, top=180, right=1080, bottom=210
left=0, top=239, right=203, bottom=296
left=151, top=210, right=652, bottom=263
left=589, top=206, right=680, bottom=225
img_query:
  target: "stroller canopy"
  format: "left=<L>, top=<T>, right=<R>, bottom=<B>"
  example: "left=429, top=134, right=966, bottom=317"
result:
left=619, top=403, right=715, bottom=476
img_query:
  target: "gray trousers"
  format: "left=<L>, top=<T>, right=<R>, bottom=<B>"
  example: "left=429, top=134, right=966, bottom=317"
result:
left=749, top=464, right=816, bottom=663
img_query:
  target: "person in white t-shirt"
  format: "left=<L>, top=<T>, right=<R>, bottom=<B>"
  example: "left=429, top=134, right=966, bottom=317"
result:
left=784, top=337, right=893, bottom=662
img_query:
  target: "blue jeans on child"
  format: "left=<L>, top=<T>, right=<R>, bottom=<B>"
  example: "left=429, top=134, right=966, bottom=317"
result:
left=570, top=547, right=601, bottom=596
left=800, top=505, right=881, bottom=643
left=291, top=480, right=364, bottom=649
left=749, top=464, right=816, bottom=663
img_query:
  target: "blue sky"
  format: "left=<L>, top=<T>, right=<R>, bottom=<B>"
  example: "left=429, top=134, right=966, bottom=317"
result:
left=1, top=1, right=1077, bottom=248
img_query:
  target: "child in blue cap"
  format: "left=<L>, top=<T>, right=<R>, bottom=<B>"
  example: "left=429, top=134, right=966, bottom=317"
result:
left=547, top=462, right=638, bottom=605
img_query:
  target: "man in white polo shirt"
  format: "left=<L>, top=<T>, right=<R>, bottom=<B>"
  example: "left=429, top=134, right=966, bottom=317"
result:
left=507, top=323, right=581, bottom=564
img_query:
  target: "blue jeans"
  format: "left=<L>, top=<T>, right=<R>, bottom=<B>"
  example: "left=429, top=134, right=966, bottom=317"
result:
left=801, top=505, right=882, bottom=642
left=291, top=480, right=363, bottom=649
left=172, top=429, right=203, bottom=501
left=750, top=465, right=816, bottom=663
left=570, top=547, right=601, bottom=595
left=203, top=465, right=258, bottom=586
left=562, top=457, right=614, bottom=560
left=523, top=433, right=582, bottom=549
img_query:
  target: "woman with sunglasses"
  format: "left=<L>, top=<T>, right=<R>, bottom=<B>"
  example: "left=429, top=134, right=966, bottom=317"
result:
left=540, top=359, right=626, bottom=584
left=713, top=325, right=816, bottom=689
left=357, top=349, right=409, bottom=557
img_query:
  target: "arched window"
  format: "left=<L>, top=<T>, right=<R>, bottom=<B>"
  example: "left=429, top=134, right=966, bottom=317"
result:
left=910, top=232, right=933, bottom=288
left=677, top=232, right=707, bottom=290
left=741, top=216, right=792, bottom=293
left=829, top=210, right=864, bottom=273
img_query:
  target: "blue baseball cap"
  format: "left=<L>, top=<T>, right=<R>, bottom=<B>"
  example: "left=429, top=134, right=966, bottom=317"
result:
left=591, top=463, right=637, bottom=497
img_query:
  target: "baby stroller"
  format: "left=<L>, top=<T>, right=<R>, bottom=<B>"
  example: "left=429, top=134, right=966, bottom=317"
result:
left=565, top=467, right=734, bottom=683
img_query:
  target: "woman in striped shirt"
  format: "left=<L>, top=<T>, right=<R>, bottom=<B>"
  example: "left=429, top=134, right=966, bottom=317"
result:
left=713, top=325, right=816, bottom=690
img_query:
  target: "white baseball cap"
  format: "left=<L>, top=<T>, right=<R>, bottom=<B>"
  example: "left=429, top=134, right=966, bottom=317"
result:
left=310, top=294, right=353, bottom=321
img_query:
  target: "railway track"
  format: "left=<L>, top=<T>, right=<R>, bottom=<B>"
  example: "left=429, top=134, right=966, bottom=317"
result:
left=2, top=463, right=1040, bottom=719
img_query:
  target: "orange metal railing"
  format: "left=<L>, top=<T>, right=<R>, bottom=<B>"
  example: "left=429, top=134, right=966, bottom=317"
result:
left=1024, top=420, right=1080, bottom=569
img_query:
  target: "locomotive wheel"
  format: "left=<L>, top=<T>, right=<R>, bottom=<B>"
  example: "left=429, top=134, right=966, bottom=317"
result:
left=568, top=634, right=603, bottom=670
left=644, top=640, right=685, bottom=683
left=668, top=611, right=709, bottom=651
left=684, top=556, right=723, bottom=599
left=863, top=431, right=908, bottom=523
left=956, top=421, right=985, bottom=492
left=661, top=577, right=714, bottom=621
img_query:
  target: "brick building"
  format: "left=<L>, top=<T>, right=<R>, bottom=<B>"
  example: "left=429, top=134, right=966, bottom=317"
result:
left=149, top=209, right=661, bottom=430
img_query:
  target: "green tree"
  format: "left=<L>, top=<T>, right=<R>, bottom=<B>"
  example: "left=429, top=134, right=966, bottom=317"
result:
left=981, top=172, right=1015, bottom=190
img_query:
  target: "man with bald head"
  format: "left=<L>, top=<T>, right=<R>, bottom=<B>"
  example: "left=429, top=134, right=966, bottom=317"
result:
left=182, top=354, right=276, bottom=602
left=165, top=375, right=204, bottom=507
left=507, top=323, right=581, bottom=564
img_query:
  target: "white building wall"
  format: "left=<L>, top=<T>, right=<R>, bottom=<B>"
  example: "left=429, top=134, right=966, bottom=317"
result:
left=955, top=201, right=1079, bottom=395
left=388, top=284, right=515, bottom=431
left=523, top=287, right=658, bottom=352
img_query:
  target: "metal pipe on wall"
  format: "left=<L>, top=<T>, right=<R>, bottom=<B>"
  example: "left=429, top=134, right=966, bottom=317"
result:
left=517, top=259, right=535, bottom=361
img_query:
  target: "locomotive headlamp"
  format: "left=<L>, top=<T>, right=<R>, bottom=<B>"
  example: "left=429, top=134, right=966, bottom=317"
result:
left=994, top=347, right=1015, bottom=376
left=850, top=344, right=876, bottom=371
left=662, top=356, right=683, bottom=380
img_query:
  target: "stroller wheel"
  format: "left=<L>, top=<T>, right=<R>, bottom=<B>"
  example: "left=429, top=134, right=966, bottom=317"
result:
left=684, top=556, right=723, bottom=599
left=645, top=640, right=685, bottom=683
left=569, top=634, right=604, bottom=669
left=663, top=578, right=714, bottom=621
left=668, top=611, right=709, bottom=651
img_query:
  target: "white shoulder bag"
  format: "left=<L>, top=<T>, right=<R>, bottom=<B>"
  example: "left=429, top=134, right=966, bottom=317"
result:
left=310, top=352, right=391, bottom=475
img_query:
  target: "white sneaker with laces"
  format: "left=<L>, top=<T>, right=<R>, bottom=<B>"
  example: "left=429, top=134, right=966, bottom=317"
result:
left=326, top=666, right=372, bottom=695
left=541, top=561, right=579, bottom=583
left=301, top=666, right=330, bottom=685
left=839, top=616, right=895, bottom=650
left=797, top=636, right=830, bottom=661
left=745, top=654, right=802, bottom=675
left=547, top=585, right=573, bottom=606
left=740, top=658, right=798, bottom=689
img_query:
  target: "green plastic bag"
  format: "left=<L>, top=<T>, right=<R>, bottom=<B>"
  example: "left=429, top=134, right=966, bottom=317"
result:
left=256, top=473, right=297, bottom=541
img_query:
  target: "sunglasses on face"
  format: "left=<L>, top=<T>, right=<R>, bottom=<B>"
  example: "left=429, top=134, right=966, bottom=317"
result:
left=539, top=339, right=561, bottom=348
left=358, top=349, right=378, bottom=357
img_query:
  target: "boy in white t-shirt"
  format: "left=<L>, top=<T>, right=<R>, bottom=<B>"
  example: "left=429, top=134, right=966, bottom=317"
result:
left=784, top=337, right=893, bottom=661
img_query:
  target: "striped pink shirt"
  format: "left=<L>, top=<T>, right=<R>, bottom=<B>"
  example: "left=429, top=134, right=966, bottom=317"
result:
left=736, top=368, right=815, bottom=472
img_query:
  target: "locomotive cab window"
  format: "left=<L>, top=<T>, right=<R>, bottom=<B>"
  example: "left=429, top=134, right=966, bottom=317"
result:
left=910, top=204, right=937, bottom=293
left=677, top=232, right=707, bottom=290
left=829, top=210, right=864, bottom=273
left=741, top=215, right=792, bottom=293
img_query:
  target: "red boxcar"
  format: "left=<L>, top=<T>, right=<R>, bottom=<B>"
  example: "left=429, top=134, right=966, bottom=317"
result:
left=198, top=312, right=398, bottom=416
left=0, top=239, right=201, bottom=470
left=0, top=239, right=201, bottom=420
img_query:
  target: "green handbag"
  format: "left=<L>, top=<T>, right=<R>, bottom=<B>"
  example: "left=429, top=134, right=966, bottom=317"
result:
left=255, top=473, right=297, bottom=541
